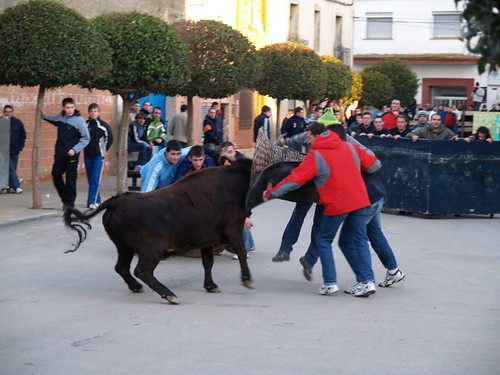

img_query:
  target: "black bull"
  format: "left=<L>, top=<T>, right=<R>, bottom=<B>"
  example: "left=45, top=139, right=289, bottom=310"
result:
left=63, top=159, right=255, bottom=305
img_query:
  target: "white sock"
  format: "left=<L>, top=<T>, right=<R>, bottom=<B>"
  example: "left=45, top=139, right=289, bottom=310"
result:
left=388, top=268, right=398, bottom=275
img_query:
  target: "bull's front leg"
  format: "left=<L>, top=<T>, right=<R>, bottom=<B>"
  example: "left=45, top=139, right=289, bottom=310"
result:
left=230, top=240, right=253, bottom=289
left=200, top=247, right=220, bottom=293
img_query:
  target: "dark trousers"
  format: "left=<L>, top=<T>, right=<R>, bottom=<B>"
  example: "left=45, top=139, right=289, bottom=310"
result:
left=9, top=154, right=21, bottom=189
left=52, top=153, right=79, bottom=207
left=128, top=142, right=151, bottom=166
left=279, top=201, right=314, bottom=253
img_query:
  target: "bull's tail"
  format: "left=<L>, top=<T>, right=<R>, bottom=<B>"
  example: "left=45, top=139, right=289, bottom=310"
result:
left=62, top=195, right=121, bottom=253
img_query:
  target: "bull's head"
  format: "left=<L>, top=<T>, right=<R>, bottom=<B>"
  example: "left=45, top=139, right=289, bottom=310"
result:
left=245, top=161, right=319, bottom=212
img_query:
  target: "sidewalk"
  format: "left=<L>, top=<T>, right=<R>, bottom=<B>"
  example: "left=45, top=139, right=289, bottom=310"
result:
left=0, top=175, right=119, bottom=227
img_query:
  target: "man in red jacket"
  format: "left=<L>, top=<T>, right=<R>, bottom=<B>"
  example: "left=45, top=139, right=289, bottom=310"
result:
left=382, top=99, right=401, bottom=130
left=443, top=105, right=458, bottom=135
left=263, top=130, right=381, bottom=295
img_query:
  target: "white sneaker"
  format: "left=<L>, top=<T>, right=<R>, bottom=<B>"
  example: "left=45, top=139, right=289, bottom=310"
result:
left=14, top=188, right=23, bottom=194
left=318, top=284, right=339, bottom=295
left=344, top=282, right=362, bottom=294
left=378, top=269, right=405, bottom=287
left=232, top=254, right=249, bottom=260
left=88, top=203, right=100, bottom=210
left=354, top=281, right=376, bottom=297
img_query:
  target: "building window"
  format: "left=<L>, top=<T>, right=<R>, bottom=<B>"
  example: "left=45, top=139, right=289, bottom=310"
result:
left=314, top=9, right=320, bottom=52
left=334, top=15, right=343, bottom=51
left=433, top=13, right=462, bottom=38
left=366, top=13, right=392, bottom=39
left=334, top=16, right=351, bottom=65
left=289, top=4, right=299, bottom=41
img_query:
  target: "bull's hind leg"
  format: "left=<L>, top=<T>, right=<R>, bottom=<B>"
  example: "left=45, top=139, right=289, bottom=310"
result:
left=200, top=247, right=220, bottom=293
left=114, top=247, right=143, bottom=293
left=133, top=253, right=178, bottom=305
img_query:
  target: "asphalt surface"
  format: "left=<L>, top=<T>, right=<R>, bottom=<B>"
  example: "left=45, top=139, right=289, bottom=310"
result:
left=0, top=176, right=499, bottom=374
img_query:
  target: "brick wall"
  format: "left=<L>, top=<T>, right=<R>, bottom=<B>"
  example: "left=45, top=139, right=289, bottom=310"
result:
left=1, top=85, right=115, bottom=186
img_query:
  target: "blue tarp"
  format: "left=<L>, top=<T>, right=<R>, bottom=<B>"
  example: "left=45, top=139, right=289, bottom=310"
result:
left=357, top=137, right=500, bottom=215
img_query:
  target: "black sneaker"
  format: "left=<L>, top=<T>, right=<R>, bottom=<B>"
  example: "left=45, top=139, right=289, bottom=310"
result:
left=272, top=251, right=290, bottom=262
left=299, top=256, right=313, bottom=282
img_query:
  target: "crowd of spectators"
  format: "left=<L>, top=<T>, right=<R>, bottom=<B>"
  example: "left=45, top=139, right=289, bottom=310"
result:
left=276, top=98, right=498, bottom=144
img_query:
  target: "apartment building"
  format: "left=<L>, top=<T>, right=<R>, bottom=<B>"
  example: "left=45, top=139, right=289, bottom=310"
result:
left=353, top=0, right=498, bottom=110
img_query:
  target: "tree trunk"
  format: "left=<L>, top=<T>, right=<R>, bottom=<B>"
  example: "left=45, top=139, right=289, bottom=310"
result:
left=186, top=95, right=194, bottom=145
left=31, top=84, right=45, bottom=209
left=275, top=99, right=282, bottom=142
left=117, top=95, right=132, bottom=193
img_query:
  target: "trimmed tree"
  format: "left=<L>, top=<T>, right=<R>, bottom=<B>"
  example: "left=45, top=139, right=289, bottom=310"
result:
left=360, top=71, right=394, bottom=109
left=89, top=12, right=189, bottom=193
left=343, top=71, right=363, bottom=106
left=364, top=59, right=419, bottom=107
left=319, top=55, right=353, bottom=103
left=172, top=19, right=261, bottom=144
left=456, top=0, right=500, bottom=73
left=254, top=42, right=326, bottom=137
left=0, top=0, right=111, bottom=208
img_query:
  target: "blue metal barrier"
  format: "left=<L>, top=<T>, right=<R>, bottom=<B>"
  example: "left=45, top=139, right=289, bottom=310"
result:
left=357, top=137, right=500, bottom=215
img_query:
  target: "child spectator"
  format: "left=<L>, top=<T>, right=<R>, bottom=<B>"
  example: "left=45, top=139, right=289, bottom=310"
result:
left=464, top=126, right=494, bottom=143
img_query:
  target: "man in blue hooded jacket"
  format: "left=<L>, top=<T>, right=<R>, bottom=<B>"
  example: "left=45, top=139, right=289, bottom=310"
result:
left=140, top=140, right=186, bottom=192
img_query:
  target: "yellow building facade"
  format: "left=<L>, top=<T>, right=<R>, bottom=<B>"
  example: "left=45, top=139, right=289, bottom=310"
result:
left=180, top=0, right=354, bottom=148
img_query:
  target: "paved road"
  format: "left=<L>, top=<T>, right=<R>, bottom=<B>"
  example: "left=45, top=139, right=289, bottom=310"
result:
left=1, top=200, right=499, bottom=374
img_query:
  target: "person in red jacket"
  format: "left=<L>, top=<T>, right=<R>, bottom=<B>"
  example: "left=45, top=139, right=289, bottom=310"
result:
left=443, top=105, right=458, bottom=135
left=263, top=130, right=381, bottom=295
left=382, top=99, right=401, bottom=130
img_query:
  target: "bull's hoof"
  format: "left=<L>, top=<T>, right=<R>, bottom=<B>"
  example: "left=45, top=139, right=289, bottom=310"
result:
left=243, top=280, right=254, bottom=289
left=164, top=295, right=179, bottom=305
left=205, top=285, right=221, bottom=293
left=130, top=285, right=144, bottom=293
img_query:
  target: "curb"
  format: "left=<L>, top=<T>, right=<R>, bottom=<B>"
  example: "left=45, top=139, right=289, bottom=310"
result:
left=0, top=211, right=63, bottom=228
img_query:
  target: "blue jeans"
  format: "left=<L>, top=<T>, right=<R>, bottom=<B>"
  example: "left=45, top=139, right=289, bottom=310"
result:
left=128, top=142, right=151, bottom=166
left=243, top=229, right=255, bottom=253
left=9, top=154, right=21, bottom=189
left=84, top=156, right=104, bottom=207
left=279, top=201, right=313, bottom=253
left=367, top=198, right=398, bottom=271
left=338, top=207, right=376, bottom=283
left=305, top=212, right=348, bottom=285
